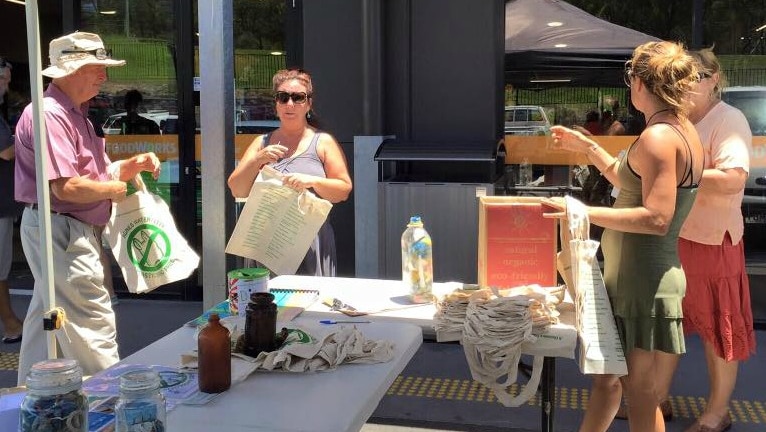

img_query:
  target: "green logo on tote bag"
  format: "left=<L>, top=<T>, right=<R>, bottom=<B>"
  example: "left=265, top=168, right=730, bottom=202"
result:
left=126, top=223, right=172, bottom=273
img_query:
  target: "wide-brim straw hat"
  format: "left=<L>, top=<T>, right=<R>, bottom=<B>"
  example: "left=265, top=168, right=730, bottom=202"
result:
left=42, top=31, right=125, bottom=79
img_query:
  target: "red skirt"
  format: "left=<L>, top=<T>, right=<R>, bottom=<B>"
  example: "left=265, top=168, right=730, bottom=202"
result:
left=679, top=234, right=757, bottom=361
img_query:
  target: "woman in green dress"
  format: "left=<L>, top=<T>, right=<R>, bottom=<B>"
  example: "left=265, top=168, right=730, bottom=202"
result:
left=544, top=41, right=705, bottom=432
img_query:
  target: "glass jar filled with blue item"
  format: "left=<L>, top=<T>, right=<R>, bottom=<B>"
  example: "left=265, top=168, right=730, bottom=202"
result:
left=114, top=369, right=166, bottom=432
left=20, top=358, right=88, bottom=432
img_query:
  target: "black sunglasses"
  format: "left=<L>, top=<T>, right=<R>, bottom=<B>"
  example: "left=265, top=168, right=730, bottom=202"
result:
left=623, top=68, right=633, bottom=88
left=623, top=61, right=634, bottom=88
left=274, top=91, right=310, bottom=105
left=61, top=48, right=112, bottom=60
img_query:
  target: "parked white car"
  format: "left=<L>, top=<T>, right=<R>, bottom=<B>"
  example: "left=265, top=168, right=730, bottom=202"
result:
left=102, top=111, right=177, bottom=135
left=721, top=86, right=766, bottom=224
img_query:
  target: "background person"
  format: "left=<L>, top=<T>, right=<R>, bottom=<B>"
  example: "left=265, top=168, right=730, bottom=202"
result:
left=599, top=109, right=615, bottom=134
left=228, top=68, right=352, bottom=276
left=122, top=89, right=160, bottom=135
left=544, top=41, right=704, bottom=432
left=0, top=57, right=23, bottom=344
left=582, top=110, right=602, bottom=135
left=670, top=48, right=756, bottom=432
left=14, top=31, right=161, bottom=383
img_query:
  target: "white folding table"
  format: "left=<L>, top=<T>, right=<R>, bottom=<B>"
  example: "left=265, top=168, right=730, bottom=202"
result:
left=129, top=317, right=421, bottom=432
left=0, top=317, right=421, bottom=432
left=270, top=274, right=579, bottom=432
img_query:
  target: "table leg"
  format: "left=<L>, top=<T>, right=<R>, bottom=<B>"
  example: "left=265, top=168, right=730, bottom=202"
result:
left=541, top=356, right=555, bottom=432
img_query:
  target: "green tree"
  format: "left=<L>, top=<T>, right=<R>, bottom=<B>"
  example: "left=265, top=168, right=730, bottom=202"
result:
left=706, top=0, right=766, bottom=54
left=233, top=0, right=285, bottom=50
left=566, top=0, right=766, bottom=55
left=567, top=0, right=691, bottom=42
left=132, top=0, right=173, bottom=40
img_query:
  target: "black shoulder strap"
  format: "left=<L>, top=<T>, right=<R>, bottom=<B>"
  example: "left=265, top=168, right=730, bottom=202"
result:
left=655, top=122, right=695, bottom=187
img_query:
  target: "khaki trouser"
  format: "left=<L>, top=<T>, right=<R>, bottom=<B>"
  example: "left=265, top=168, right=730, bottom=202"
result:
left=17, top=207, right=119, bottom=385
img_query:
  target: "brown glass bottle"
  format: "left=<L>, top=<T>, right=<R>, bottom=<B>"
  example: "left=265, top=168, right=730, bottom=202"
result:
left=197, top=313, right=231, bottom=393
left=243, top=292, right=277, bottom=357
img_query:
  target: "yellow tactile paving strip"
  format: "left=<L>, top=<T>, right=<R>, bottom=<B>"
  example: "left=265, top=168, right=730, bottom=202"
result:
left=387, top=376, right=766, bottom=425
left=0, top=352, right=18, bottom=370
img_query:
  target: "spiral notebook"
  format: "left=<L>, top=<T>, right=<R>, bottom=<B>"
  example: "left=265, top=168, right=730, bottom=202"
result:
left=186, top=288, right=319, bottom=327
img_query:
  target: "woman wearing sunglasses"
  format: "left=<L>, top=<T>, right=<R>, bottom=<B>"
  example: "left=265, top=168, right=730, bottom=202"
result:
left=228, top=69, right=352, bottom=276
left=543, top=41, right=704, bottom=432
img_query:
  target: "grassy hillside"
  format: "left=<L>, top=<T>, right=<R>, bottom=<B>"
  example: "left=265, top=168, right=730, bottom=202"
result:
left=102, top=36, right=285, bottom=89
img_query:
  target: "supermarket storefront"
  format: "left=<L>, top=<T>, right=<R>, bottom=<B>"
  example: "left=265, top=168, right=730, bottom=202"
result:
left=2, top=1, right=766, bottom=320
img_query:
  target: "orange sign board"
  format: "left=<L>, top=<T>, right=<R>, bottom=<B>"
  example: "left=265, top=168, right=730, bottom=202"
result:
left=503, top=135, right=634, bottom=165
left=105, top=134, right=261, bottom=163
left=478, top=196, right=557, bottom=288
left=192, top=135, right=259, bottom=161
left=105, top=135, right=180, bottom=160
left=505, top=134, right=766, bottom=168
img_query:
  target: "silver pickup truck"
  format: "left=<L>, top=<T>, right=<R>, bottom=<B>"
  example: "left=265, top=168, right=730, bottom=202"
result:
left=504, top=105, right=551, bottom=136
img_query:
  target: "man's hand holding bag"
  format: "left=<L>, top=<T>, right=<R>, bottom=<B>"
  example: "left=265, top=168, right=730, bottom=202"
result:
left=104, top=176, right=200, bottom=293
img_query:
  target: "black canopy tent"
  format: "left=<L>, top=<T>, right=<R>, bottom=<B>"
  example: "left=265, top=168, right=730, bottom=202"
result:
left=505, top=0, right=660, bottom=87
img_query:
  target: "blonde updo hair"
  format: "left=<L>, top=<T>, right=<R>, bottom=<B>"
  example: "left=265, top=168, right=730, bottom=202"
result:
left=689, top=47, right=726, bottom=99
left=628, top=41, right=699, bottom=119
left=272, top=68, right=313, bottom=96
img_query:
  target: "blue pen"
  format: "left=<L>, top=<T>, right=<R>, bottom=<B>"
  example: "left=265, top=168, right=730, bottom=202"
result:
left=320, top=319, right=371, bottom=324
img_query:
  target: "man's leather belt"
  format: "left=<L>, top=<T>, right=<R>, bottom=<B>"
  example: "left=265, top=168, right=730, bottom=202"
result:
left=25, top=203, right=78, bottom=221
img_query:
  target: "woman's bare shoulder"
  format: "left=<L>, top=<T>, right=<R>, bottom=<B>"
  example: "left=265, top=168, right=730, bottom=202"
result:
left=314, top=130, right=342, bottom=150
left=639, top=122, right=688, bottom=148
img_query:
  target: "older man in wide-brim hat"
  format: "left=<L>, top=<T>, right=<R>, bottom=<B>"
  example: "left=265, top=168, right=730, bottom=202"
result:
left=14, top=31, right=162, bottom=383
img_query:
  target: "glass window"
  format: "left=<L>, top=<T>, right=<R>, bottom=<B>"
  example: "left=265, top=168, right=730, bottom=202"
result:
left=79, top=0, right=178, bottom=206
left=232, top=0, right=286, bottom=156
left=75, top=0, right=185, bottom=296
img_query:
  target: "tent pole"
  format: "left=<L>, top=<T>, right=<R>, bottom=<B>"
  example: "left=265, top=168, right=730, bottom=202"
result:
left=24, top=0, right=57, bottom=360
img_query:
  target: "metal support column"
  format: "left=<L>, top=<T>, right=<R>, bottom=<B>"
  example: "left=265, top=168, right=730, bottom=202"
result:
left=541, top=357, right=556, bottom=432
left=198, top=0, right=235, bottom=309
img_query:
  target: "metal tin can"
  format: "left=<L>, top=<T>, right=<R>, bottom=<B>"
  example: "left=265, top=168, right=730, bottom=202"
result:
left=227, top=267, right=270, bottom=316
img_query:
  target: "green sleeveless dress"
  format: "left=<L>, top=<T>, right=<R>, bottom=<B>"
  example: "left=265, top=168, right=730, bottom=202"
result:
left=600, top=132, right=698, bottom=355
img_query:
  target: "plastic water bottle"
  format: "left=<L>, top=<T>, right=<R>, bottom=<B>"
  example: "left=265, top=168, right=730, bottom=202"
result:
left=401, top=216, right=434, bottom=303
left=519, top=158, right=533, bottom=185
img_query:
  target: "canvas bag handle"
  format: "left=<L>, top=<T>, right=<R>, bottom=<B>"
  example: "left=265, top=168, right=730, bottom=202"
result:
left=130, top=174, right=148, bottom=194
left=565, top=195, right=589, bottom=241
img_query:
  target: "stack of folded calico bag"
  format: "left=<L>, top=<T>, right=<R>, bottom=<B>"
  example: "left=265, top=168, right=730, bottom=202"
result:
left=432, top=284, right=564, bottom=407
left=433, top=284, right=563, bottom=341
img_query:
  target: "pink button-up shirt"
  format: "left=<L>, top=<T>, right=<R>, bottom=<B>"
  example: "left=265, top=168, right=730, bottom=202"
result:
left=680, top=101, right=751, bottom=245
left=14, top=83, right=113, bottom=226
